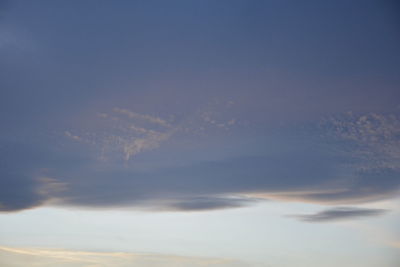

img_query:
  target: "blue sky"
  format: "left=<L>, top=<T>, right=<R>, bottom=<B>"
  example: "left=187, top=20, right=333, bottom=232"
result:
left=0, top=1, right=399, bottom=266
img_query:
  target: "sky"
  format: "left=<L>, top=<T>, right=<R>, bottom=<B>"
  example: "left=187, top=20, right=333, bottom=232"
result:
left=0, top=0, right=399, bottom=266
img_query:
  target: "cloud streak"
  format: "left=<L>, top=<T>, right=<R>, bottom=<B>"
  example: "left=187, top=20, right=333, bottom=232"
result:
left=289, top=207, right=389, bottom=222
left=0, top=246, right=255, bottom=267
left=154, top=196, right=257, bottom=212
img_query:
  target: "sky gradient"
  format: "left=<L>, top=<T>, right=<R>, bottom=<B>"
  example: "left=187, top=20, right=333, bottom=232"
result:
left=1, top=1, right=400, bottom=266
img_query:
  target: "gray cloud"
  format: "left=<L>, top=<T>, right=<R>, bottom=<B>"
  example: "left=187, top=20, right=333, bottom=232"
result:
left=1, top=118, right=400, bottom=213
left=1, top=0, right=400, bottom=213
left=289, top=207, right=389, bottom=222
left=323, top=113, right=400, bottom=170
left=0, top=143, right=46, bottom=212
left=160, top=197, right=257, bottom=211
left=265, top=168, right=400, bottom=205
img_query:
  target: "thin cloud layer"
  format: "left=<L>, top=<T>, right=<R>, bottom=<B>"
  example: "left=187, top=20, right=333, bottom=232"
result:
left=0, top=246, right=255, bottom=267
left=289, top=207, right=388, bottom=223
left=155, top=196, right=257, bottom=212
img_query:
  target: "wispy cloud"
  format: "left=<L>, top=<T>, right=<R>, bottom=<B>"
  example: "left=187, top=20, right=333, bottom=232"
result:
left=323, top=112, right=400, bottom=170
left=289, top=207, right=388, bottom=223
left=64, top=104, right=238, bottom=161
left=151, top=196, right=258, bottom=212
left=113, top=108, right=172, bottom=128
left=64, top=131, right=82, bottom=141
left=64, top=108, right=175, bottom=160
left=0, top=246, right=255, bottom=267
left=122, top=131, right=171, bottom=160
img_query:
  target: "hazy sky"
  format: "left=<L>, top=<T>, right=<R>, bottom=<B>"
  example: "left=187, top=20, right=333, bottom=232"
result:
left=1, top=1, right=399, bottom=266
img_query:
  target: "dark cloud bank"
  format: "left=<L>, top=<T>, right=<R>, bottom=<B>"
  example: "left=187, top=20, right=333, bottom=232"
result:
left=1, top=0, right=400, bottom=217
left=1, top=128, right=399, bottom=215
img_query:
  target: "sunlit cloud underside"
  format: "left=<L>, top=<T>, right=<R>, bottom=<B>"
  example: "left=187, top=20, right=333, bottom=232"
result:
left=0, top=246, right=253, bottom=267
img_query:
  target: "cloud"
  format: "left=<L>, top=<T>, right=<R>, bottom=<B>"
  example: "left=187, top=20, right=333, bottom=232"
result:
left=254, top=168, right=400, bottom=205
left=0, top=246, right=255, bottom=267
left=155, top=196, right=257, bottom=211
left=322, top=112, right=400, bottom=170
left=289, top=207, right=388, bottom=222
left=198, top=99, right=238, bottom=131
left=0, top=143, right=47, bottom=212
left=1, top=112, right=400, bottom=213
left=65, top=108, right=175, bottom=160
left=122, top=131, right=170, bottom=160
left=64, top=131, right=81, bottom=141
left=1, top=143, right=400, bottom=212
left=64, top=105, right=238, bottom=162
left=113, top=108, right=172, bottom=128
